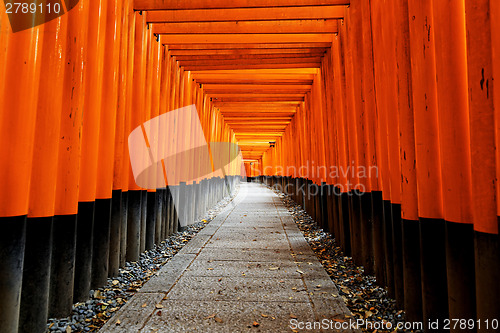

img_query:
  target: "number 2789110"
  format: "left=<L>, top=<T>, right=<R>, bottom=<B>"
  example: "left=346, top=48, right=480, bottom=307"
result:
left=5, top=2, right=62, bottom=14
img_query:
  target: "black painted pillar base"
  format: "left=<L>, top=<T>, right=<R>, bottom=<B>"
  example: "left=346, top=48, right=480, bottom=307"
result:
left=419, top=217, right=448, bottom=332
left=146, top=191, right=157, bottom=251
left=445, top=221, right=475, bottom=333
left=0, top=216, right=26, bottom=333
left=126, top=190, right=142, bottom=262
left=155, top=190, right=163, bottom=245
left=339, top=192, right=351, bottom=256
left=19, top=217, right=53, bottom=333
left=108, top=190, right=122, bottom=278
left=360, top=192, right=374, bottom=275
left=140, top=191, right=147, bottom=254
left=349, top=192, right=362, bottom=266
left=371, top=192, right=386, bottom=287
left=383, top=200, right=395, bottom=298
left=49, top=214, right=77, bottom=318
left=74, top=202, right=94, bottom=302
left=474, top=229, right=500, bottom=327
left=119, top=192, right=128, bottom=267
left=91, top=198, right=111, bottom=289
left=391, top=204, right=404, bottom=309
left=401, top=218, right=423, bottom=323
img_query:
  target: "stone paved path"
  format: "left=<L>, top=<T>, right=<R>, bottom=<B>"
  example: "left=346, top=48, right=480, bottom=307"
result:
left=99, top=183, right=358, bottom=333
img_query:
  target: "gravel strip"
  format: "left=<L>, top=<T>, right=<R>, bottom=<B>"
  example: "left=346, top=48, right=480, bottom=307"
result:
left=272, top=187, right=423, bottom=333
left=46, top=187, right=239, bottom=333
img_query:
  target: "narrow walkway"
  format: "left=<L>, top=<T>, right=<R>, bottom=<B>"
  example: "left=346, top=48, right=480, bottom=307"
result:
left=100, top=183, right=357, bottom=332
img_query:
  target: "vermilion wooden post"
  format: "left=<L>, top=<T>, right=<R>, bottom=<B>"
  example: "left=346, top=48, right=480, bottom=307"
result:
left=465, top=0, right=500, bottom=325
left=432, top=0, right=473, bottom=328
left=93, top=0, right=123, bottom=289
left=71, top=0, right=108, bottom=308
left=393, top=0, right=422, bottom=322
left=491, top=1, right=500, bottom=314
left=359, top=0, right=378, bottom=277
left=120, top=0, right=136, bottom=266
left=110, top=0, right=130, bottom=277
left=127, top=10, right=147, bottom=262
left=0, top=14, right=43, bottom=332
left=337, top=20, right=352, bottom=256
left=344, top=7, right=363, bottom=266
left=407, top=0, right=446, bottom=327
left=370, top=0, right=395, bottom=297
left=383, top=0, right=406, bottom=308
left=22, top=13, right=67, bottom=332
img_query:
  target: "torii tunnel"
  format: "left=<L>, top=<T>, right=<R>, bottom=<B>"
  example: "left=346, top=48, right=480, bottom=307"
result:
left=1, top=0, right=500, bottom=332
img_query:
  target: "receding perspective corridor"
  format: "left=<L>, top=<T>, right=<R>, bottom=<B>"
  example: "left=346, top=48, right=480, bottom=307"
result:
left=0, top=0, right=499, bottom=333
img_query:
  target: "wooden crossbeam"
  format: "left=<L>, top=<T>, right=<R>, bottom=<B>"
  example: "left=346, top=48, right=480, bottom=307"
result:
left=135, top=0, right=350, bottom=10
left=146, top=6, right=344, bottom=23
left=197, top=79, right=314, bottom=85
left=165, top=42, right=332, bottom=49
left=153, top=20, right=337, bottom=34
left=183, top=63, right=321, bottom=70
left=171, top=48, right=327, bottom=56
left=203, top=84, right=311, bottom=90
left=193, top=72, right=315, bottom=80
left=174, top=52, right=325, bottom=61
left=212, top=97, right=304, bottom=102
left=160, top=34, right=333, bottom=44
left=177, top=57, right=322, bottom=66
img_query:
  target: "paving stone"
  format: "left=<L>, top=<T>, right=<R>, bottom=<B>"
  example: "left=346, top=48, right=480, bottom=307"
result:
left=165, top=276, right=310, bottom=303
left=140, top=300, right=316, bottom=333
left=183, top=260, right=300, bottom=278
left=139, top=254, right=196, bottom=293
left=196, top=248, right=295, bottom=262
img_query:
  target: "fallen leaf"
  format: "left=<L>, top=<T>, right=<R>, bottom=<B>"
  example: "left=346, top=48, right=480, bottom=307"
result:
left=66, top=326, right=72, bottom=333
left=252, top=321, right=260, bottom=327
left=290, top=314, right=297, bottom=319
left=214, top=316, right=223, bottom=323
left=269, top=267, right=279, bottom=270
left=112, top=280, right=119, bottom=286
left=261, top=313, right=268, bottom=318
left=157, top=311, right=162, bottom=316
left=296, top=270, right=304, bottom=274
left=115, top=320, right=121, bottom=325
left=156, top=304, right=164, bottom=309
left=141, top=303, right=147, bottom=308
left=205, top=314, right=216, bottom=319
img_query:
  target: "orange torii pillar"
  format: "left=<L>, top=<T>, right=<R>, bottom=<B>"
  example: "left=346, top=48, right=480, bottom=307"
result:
left=19, top=12, right=67, bottom=333
left=93, top=0, right=122, bottom=289
left=359, top=0, right=378, bottom=277
left=490, top=0, right=500, bottom=324
left=393, top=0, right=422, bottom=323
left=126, top=10, right=147, bottom=262
left=466, top=0, right=500, bottom=324
left=332, top=30, right=352, bottom=256
left=432, top=0, right=475, bottom=328
left=109, top=0, right=132, bottom=278
left=407, top=0, right=447, bottom=327
left=72, top=0, right=107, bottom=307
left=0, top=13, right=43, bottom=332
left=345, top=4, right=364, bottom=270
left=370, top=0, right=397, bottom=298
